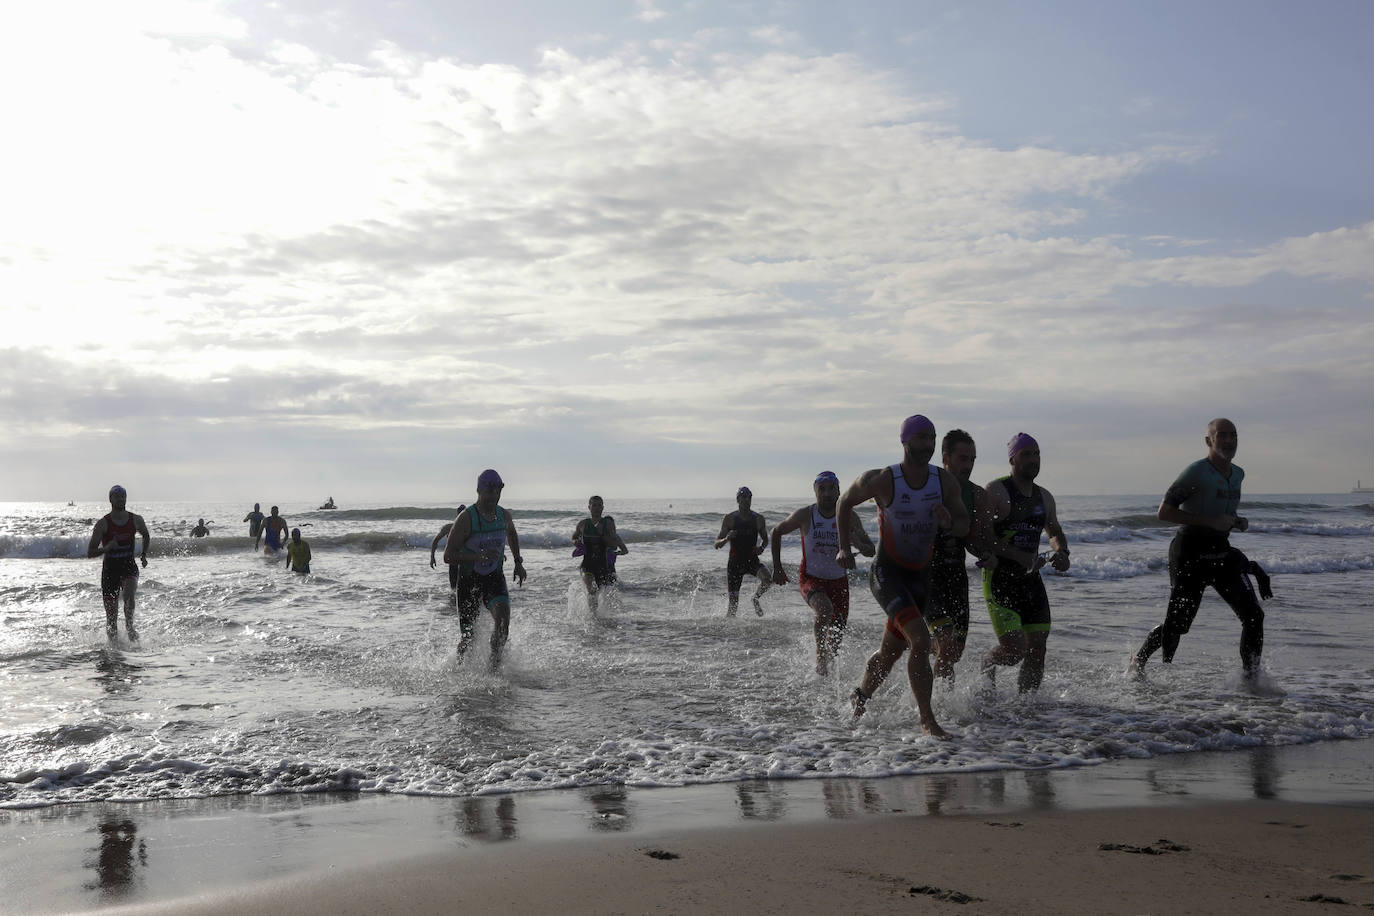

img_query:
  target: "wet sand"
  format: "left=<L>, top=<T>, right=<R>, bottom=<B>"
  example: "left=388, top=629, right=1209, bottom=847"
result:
left=5, top=740, right=1371, bottom=914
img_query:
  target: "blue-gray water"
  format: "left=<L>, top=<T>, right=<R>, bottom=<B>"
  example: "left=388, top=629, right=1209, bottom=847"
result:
left=2, top=494, right=1371, bottom=809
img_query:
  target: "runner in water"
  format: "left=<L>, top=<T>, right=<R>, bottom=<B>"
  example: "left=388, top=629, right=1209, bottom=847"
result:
left=86, top=485, right=151, bottom=641
left=979, top=433, right=1071, bottom=693
left=243, top=503, right=265, bottom=548
left=714, top=487, right=772, bottom=616
left=286, top=528, right=312, bottom=575
left=928, top=429, right=997, bottom=681
left=572, top=496, right=629, bottom=615
left=1130, top=418, right=1269, bottom=680
left=190, top=518, right=210, bottom=538
left=429, top=505, right=468, bottom=595
left=443, top=470, right=527, bottom=669
left=838, top=415, right=968, bottom=739
left=262, top=506, right=289, bottom=555
left=770, top=471, right=875, bottom=675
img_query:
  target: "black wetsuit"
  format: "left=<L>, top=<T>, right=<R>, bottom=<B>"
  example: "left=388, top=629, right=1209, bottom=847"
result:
left=929, top=478, right=976, bottom=639
left=1134, top=458, right=1265, bottom=674
left=580, top=516, right=616, bottom=587
left=726, top=512, right=764, bottom=593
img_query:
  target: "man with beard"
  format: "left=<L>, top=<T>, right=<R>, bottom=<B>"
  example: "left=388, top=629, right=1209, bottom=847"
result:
left=979, top=433, right=1071, bottom=693
left=838, top=415, right=968, bottom=739
left=928, top=429, right=997, bottom=681
left=444, top=470, right=527, bottom=669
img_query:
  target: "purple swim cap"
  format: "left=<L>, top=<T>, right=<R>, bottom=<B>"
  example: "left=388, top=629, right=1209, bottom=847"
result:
left=899, top=414, right=935, bottom=444
left=1007, top=433, right=1039, bottom=460
left=108, top=484, right=126, bottom=499
left=736, top=486, right=752, bottom=498
left=477, top=469, right=504, bottom=489
left=814, top=470, right=839, bottom=486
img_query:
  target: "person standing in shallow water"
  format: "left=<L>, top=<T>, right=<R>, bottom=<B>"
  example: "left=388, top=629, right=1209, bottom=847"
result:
left=715, top=486, right=772, bottom=616
left=286, top=528, right=311, bottom=575
left=444, top=470, right=527, bottom=669
left=928, top=429, right=997, bottom=682
left=1130, top=418, right=1269, bottom=680
left=243, top=503, right=264, bottom=548
left=770, top=471, right=875, bottom=675
left=839, top=415, right=968, bottom=739
left=979, top=433, right=1071, bottom=694
left=572, top=496, right=629, bottom=616
left=262, top=506, right=288, bottom=555
left=87, top=485, right=150, bottom=641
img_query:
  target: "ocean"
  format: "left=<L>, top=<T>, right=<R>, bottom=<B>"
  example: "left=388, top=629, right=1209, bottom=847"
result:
left=2, top=493, right=1371, bottom=810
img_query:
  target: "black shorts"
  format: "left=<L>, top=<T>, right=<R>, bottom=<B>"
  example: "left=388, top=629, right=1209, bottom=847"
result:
left=581, top=556, right=616, bottom=587
left=726, top=554, right=763, bottom=593
left=448, top=563, right=460, bottom=590
left=455, top=569, right=510, bottom=637
left=101, top=557, right=139, bottom=598
left=868, top=556, right=931, bottom=619
left=927, top=559, right=970, bottom=638
left=982, top=566, right=1051, bottom=637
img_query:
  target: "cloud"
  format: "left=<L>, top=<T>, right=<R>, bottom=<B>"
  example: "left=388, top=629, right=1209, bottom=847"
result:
left=2, top=2, right=1372, bottom=498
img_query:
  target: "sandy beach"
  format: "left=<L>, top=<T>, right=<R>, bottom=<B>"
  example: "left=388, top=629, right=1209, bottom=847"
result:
left=5, top=739, right=1370, bottom=914
left=111, top=800, right=1374, bottom=915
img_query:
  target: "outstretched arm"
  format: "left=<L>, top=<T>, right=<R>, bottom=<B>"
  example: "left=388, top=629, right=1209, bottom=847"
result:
left=442, top=512, right=473, bottom=566
left=837, top=468, right=884, bottom=567
left=848, top=510, right=876, bottom=557
left=507, top=513, right=526, bottom=585
left=1043, top=492, right=1071, bottom=572
left=430, top=522, right=453, bottom=568
left=135, top=514, right=151, bottom=567
left=86, top=518, right=109, bottom=559
left=605, top=518, right=629, bottom=555
left=770, top=506, right=808, bottom=584
left=714, top=513, right=734, bottom=549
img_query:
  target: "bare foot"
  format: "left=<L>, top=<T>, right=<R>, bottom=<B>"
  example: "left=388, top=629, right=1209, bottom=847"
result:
left=850, top=687, right=868, bottom=720
left=921, top=719, right=953, bottom=741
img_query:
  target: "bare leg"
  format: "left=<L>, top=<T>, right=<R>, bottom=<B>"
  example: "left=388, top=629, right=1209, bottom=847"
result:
left=809, top=593, right=842, bottom=676
left=121, top=578, right=139, bottom=641
left=102, top=593, right=120, bottom=640
left=854, top=629, right=905, bottom=719
left=981, top=630, right=1029, bottom=681
left=752, top=569, right=771, bottom=616
left=1017, top=631, right=1049, bottom=693
left=489, top=601, right=511, bottom=671
left=897, top=617, right=950, bottom=739
left=582, top=573, right=600, bottom=616
left=726, top=591, right=740, bottom=617
left=933, top=629, right=965, bottom=682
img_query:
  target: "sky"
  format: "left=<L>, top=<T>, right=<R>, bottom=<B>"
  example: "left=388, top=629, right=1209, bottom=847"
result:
left=2, top=0, right=1372, bottom=502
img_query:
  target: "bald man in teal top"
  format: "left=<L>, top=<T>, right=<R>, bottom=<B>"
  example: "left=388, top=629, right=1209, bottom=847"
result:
left=1131, top=418, right=1268, bottom=679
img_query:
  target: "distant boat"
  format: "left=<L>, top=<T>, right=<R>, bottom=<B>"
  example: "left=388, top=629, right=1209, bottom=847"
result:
left=1353, top=481, right=1374, bottom=494
left=318, top=496, right=337, bottom=510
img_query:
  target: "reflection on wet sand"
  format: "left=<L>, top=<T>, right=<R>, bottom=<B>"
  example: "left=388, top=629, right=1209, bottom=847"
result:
left=821, top=780, right=887, bottom=819
left=584, top=785, right=633, bottom=831
left=736, top=781, right=789, bottom=821
left=83, top=814, right=146, bottom=897
left=457, top=795, right=518, bottom=841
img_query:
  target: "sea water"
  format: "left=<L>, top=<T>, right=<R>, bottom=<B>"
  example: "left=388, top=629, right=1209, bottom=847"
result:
left=1, top=494, right=1371, bottom=809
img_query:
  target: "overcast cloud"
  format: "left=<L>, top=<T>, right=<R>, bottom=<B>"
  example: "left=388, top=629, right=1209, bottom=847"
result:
left=2, top=0, right=1372, bottom=502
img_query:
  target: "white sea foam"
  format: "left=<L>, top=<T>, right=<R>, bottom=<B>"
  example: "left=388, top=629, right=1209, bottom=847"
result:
left=2, top=494, right=1372, bottom=809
